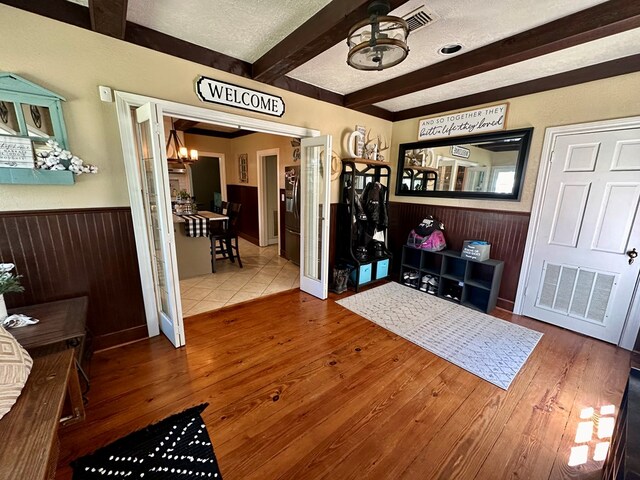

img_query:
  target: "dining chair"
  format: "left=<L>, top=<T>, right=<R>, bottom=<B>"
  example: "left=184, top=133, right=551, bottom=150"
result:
left=210, top=202, right=242, bottom=273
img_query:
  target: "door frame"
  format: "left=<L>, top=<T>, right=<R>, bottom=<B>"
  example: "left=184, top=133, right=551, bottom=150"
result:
left=115, top=90, right=319, bottom=338
left=256, top=148, right=280, bottom=247
left=514, top=115, right=640, bottom=350
left=193, top=150, right=228, bottom=203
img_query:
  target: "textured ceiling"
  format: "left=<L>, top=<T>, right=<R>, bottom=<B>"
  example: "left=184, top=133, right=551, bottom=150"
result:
left=288, top=0, right=609, bottom=94
left=376, top=28, right=640, bottom=111
left=64, top=0, right=637, bottom=113
left=68, top=0, right=333, bottom=62
left=129, top=0, right=333, bottom=62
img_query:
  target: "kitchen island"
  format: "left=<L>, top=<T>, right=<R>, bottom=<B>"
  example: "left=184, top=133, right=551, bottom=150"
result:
left=173, top=211, right=228, bottom=279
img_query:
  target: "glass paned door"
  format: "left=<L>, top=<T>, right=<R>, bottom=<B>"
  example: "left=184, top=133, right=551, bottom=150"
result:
left=299, top=135, right=332, bottom=299
left=134, top=103, right=185, bottom=347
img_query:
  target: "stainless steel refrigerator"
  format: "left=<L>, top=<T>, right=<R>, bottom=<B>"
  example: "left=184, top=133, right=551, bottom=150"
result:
left=284, top=165, right=300, bottom=265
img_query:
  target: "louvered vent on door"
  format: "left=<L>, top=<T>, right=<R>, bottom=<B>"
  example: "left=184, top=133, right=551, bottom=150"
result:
left=536, top=262, right=616, bottom=323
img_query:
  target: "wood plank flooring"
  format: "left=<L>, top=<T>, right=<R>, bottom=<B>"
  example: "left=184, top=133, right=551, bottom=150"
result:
left=56, top=289, right=631, bottom=479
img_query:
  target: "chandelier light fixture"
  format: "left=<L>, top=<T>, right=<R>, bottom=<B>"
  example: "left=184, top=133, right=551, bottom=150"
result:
left=166, top=119, right=198, bottom=164
left=347, top=0, right=410, bottom=71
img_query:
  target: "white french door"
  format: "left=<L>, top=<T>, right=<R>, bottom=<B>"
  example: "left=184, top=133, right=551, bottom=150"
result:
left=134, top=103, right=185, bottom=347
left=522, top=126, right=640, bottom=344
left=299, top=135, right=332, bottom=299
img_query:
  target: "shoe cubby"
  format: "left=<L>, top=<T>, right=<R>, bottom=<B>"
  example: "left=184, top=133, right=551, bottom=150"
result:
left=398, top=245, right=504, bottom=313
left=420, top=252, right=442, bottom=275
left=441, top=253, right=466, bottom=281
left=439, top=277, right=463, bottom=304
left=401, top=246, right=422, bottom=270
left=462, top=285, right=491, bottom=312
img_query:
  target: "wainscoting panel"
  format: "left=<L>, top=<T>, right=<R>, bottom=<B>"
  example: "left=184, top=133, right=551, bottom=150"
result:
left=388, top=203, right=531, bottom=310
left=227, top=184, right=259, bottom=245
left=0, top=208, right=147, bottom=350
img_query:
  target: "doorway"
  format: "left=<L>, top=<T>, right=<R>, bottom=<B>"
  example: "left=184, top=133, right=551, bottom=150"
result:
left=115, top=91, right=331, bottom=347
left=258, top=149, right=279, bottom=247
left=516, top=116, right=640, bottom=348
left=191, top=155, right=222, bottom=211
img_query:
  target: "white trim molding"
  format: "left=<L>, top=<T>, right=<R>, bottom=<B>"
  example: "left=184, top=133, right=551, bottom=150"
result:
left=114, top=90, right=320, bottom=338
left=514, top=115, right=640, bottom=350
left=256, top=148, right=280, bottom=247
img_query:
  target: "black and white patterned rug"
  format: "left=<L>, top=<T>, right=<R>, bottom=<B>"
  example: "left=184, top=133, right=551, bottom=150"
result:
left=72, top=404, right=223, bottom=479
left=337, top=282, right=543, bottom=390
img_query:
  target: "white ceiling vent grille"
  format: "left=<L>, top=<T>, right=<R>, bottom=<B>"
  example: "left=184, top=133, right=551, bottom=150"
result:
left=403, top=7, right=437, bottom=33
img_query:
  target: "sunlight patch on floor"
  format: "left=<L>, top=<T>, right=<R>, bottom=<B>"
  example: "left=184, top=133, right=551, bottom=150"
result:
left=568, top=404, right=616, bottom=466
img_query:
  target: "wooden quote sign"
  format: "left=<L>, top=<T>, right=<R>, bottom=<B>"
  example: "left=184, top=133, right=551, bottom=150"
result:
left=418, top=103, right=508, bottom=141
left=0, top=136, right=34, bottom=168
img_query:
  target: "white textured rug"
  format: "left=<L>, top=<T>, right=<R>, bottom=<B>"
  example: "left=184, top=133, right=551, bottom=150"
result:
left=336, top=282, right=543, bottom=389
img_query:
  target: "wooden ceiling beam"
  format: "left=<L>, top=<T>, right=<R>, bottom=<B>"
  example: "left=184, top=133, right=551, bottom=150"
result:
left=346, top=0, right=640, bottom=109
left=0, top=0, right=90, bottom=28
left=392, top=54, right=640, bottom=122
left=172, top=120, right=199, bottom=131
left=89, top=0, right=128, bottom=39
left=252, top=0, right=408, bottom=83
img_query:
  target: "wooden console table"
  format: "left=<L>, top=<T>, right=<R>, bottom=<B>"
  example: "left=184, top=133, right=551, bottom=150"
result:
left=0, top=349, right=78, bottom=480
left=9, top=297, right=88, bottom=360
left=8, top=296, right=88, bottom=425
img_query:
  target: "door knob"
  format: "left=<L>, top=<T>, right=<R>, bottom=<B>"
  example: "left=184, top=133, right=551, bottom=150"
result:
left=628, top=248, right=638, bottom=265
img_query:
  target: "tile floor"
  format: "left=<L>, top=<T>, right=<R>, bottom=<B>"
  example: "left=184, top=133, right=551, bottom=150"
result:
left=179, top=238, right=299, bottom=316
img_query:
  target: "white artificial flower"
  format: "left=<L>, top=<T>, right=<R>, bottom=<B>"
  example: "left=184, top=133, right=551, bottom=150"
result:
left=0, top=263, right=15, bottom=273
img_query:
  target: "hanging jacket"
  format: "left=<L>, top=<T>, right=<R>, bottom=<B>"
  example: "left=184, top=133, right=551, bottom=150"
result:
left=361, top=181, right=388, bottom=231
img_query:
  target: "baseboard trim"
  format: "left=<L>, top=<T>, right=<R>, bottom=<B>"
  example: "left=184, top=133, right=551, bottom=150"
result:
left=93, top=325, right=148, bottom=352
left=496, top=297, right=515, bottom=312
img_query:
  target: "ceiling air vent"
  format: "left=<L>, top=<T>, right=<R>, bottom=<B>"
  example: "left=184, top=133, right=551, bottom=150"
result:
left=403, top=6, right=436, bottom=33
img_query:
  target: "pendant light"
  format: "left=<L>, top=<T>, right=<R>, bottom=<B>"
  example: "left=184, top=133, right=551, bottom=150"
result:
left=347, top=0, right=409, bottom=71
left=166, top=119, right=198, bottom=164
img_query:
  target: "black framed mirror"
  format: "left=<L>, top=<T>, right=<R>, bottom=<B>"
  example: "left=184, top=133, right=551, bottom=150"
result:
left=395, top=128, right=533, bottom=200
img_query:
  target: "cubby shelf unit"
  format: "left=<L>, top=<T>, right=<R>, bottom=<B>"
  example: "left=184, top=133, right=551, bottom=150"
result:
left=399, top=245, right=504, bottom=313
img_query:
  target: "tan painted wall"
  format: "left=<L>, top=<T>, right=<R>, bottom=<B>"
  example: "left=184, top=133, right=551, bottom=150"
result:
left=391, top=71, right=640, bottom=212
left=185, top=131, right=295, bottom=191
left=0, top=5, right=391, bottom=211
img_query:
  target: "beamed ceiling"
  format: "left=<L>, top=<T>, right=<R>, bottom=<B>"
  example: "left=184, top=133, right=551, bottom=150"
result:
left=5, top=0, right=640, bottom=121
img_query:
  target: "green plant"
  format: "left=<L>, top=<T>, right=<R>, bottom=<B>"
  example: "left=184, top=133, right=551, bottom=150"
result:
left=0, top=263, right=24, bottom=295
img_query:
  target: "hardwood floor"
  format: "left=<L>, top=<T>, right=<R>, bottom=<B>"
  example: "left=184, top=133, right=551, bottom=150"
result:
left=56, top=288, right=631, bottom=479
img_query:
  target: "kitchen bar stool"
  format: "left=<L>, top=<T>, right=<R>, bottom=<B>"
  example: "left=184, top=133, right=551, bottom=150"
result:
left=210, top=201, right=242, bottom=272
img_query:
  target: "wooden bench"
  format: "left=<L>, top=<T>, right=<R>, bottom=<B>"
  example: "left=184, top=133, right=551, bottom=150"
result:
left=0, top=349, right=81, bottom=480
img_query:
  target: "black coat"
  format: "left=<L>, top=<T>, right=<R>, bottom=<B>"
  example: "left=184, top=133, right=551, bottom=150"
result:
left=361, top=181, right=388, bottom=231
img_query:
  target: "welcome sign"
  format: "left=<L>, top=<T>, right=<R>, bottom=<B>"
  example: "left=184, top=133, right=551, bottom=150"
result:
left=196, top=76, right=285, bottom=117
left=418, top=103, right=508, bottom=141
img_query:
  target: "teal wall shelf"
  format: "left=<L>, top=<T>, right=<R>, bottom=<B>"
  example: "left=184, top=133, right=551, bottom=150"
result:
left=0, top=167, right=74, bottom=185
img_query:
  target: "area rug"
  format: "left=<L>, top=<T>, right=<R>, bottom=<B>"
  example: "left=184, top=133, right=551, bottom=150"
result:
left=72, top=404, right=223, bottom=479
left=336, top=282, right=543, bottom=389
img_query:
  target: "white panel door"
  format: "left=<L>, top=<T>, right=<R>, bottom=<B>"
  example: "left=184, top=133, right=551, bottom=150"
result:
left=522, top=128, right=640, bottom=343
left=299, top=135, right=332, bottom=299
left=134, top=103, right=185, bottom=347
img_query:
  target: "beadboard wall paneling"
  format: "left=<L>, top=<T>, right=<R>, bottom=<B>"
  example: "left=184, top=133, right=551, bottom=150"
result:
left=0, top=208, right=147, bottom=349
left=227, top=184, right=259, bottom=245
left=388, top=203, right=531, bottom=311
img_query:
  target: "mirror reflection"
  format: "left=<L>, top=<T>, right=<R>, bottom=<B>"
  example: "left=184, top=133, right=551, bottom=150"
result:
left=21, top=104, right=54, bottom=138
left=0, top=101, right=20, bottom=136
left=0, top=101, right=55, bottom=139
left=396, top=128, right=533, bottom=200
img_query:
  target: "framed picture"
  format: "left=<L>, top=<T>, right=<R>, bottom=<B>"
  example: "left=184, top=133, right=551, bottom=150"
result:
left=239, top=153, right=248, bottom=183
